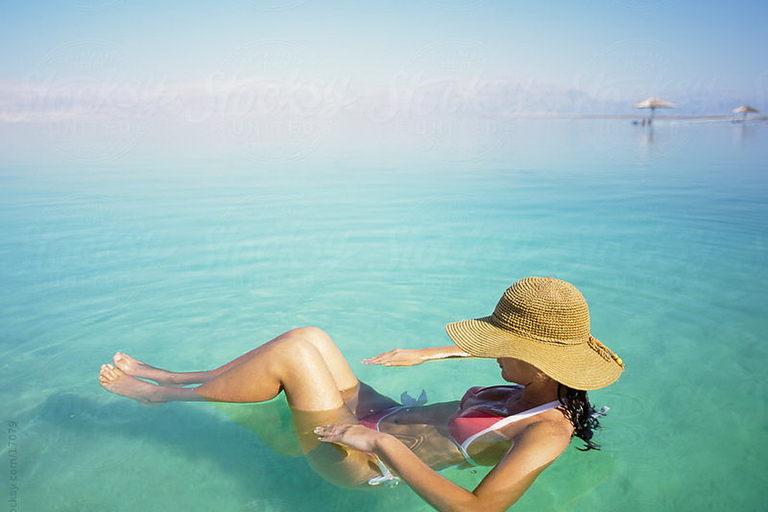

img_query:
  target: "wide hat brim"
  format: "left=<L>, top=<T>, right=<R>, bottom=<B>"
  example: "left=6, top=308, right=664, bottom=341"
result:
left=446, top=316, right=623, bottom=391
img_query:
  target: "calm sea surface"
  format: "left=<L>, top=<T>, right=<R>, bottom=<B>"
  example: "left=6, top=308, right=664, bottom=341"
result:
left=1, top=119, right=766, bottom=511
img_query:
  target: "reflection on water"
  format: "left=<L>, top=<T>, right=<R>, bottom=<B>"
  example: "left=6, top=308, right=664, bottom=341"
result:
left=732, top=120, right=761, bottom=144
left=636, top=122, right=655, bottom=148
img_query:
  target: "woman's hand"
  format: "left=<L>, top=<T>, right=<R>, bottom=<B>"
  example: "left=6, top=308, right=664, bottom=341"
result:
left=314, top=424, right=385, bottom=453
left=362, top=348, right=425, bottom=367
left=362, top=346, right=472, bottom=367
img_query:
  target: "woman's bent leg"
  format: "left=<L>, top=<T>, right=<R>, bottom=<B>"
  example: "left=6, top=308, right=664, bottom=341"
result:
left=101, top=331, right=354, bottom=410
left=111, top=327, right=360, bottom=391
left=195, top=334, right=349, bottom=410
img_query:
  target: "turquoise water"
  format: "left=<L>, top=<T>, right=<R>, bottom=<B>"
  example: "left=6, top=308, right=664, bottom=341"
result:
left=1, top=119, right=767, bottom=511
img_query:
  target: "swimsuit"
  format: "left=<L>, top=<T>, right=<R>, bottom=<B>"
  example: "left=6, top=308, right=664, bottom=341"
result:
left=357, top=390, right=427, bottom=487
left=449, top=385, right=561, bottom=465
left=358, top=389, right=427, bottom=431
left=358, top=385, right=562, bottom=467
left=358, top=406, right=406, bottom=431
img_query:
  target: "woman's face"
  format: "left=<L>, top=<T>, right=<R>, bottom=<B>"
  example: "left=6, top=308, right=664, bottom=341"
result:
left=497, top=357, right=537, bottom=384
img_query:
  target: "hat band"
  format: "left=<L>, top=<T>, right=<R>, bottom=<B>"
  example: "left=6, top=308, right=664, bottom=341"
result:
left=587, top=337, right=625, bottom=367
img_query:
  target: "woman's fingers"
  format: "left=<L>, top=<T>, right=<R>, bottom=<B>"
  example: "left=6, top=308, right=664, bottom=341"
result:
left=314, top=424, right=380, bottom=452
left=362, top=348, right=422, bottom=367
left=314, top=424, right=347, bottom=441
left=361, top=352, right=389, bottom=365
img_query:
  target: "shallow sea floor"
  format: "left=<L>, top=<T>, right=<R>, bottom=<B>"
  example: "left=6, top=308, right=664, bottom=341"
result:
left=1, top=120, right=767, bottom=511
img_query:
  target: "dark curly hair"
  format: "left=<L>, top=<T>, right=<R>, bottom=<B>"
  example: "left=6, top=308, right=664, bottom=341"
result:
left=557, top=384, right=603, bottom=451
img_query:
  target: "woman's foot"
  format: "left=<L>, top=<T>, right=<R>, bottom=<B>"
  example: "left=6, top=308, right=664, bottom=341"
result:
left=112, top=352, right=183, bottom=387
left=99, top=364, right=166, bottom=406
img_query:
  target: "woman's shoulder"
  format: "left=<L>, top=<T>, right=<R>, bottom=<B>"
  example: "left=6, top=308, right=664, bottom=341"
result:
left=515, top=408, right=574, bottom=447
left=492, top=401, right=574, bottom=452
left=495, top=416, right=573, bottom=474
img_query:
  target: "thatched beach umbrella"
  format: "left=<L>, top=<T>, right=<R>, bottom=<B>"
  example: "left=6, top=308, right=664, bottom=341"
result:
left=633, top=97, right=675, bottom=122
left=732, top=105, right=759, bottom=122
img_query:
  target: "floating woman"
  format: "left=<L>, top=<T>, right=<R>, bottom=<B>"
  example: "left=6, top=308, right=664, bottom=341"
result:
left=99, top=276, right=624, bottom=512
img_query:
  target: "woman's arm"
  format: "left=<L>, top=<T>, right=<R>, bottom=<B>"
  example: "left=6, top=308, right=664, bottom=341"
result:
left=376, top=421, right=570, bottom=512
left=316, top=421, right=571, bottom=512
left=362, top=345, right=472, bottom=367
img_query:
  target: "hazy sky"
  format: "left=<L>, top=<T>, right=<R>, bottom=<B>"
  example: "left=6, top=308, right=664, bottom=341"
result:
left=3, top=1, right=764, bottom=89
left=1, top=0, right=765, bottom=165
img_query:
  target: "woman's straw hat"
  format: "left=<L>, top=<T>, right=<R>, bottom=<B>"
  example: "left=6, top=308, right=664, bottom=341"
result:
left=446, top=277, right=624, bottom=390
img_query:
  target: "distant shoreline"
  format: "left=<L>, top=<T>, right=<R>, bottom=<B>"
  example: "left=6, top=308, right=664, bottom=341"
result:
left=482, top=114, right=768, bottom=122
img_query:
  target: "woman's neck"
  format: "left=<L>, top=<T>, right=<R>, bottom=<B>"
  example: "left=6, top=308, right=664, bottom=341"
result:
left=511, top=378, right=560, bottom=412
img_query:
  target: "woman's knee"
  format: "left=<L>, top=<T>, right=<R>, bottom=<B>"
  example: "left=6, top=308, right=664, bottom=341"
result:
left=285, top=326, right=329, bottom=341
left=271, top=337, right=347, bottom=410
left=283, top=326, right=337, bottom=351
left=270, top=335, right=324, bottom=367
left=278, top=326, right=358, bottom=393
